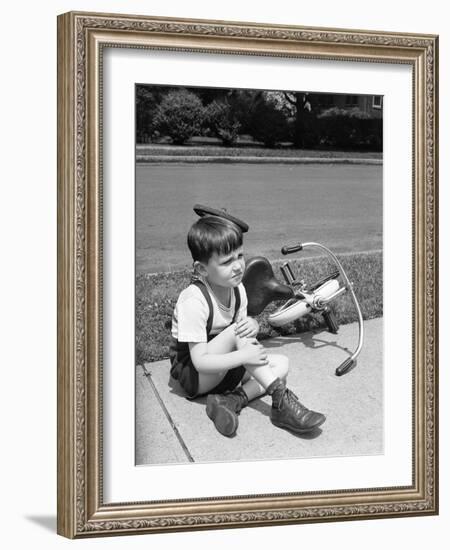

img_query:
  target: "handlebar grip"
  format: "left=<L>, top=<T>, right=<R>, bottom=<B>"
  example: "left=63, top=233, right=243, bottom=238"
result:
left=281, top=243, right=303, bottom=255
left=335, top=357, right=356, bottom=376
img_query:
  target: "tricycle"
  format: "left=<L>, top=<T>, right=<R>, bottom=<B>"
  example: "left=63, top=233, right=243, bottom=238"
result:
left=242, top=242, right=364, bottom=376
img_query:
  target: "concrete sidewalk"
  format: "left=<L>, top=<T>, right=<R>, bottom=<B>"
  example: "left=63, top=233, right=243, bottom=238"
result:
left=136, top=318, right=383, bottom=465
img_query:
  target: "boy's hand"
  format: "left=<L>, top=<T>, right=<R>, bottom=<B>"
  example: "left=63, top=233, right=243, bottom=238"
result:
left=239, top=338, right=269, bottom=367
left=235, top=316, right=259, bottom=338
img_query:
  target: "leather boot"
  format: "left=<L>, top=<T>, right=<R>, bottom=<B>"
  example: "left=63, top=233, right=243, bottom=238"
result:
left=266, top=377, right=326, bottom=434
left=206, top=386, right=249, bottom=437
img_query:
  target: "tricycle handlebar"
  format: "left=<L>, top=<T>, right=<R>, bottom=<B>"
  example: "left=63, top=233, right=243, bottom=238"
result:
left=281, top=243, right=303, bottom=255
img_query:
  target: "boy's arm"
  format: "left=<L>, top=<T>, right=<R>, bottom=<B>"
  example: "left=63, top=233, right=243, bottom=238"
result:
left=235, top=315, right=259, bottom=338
left=234, top=284, right=259, bottom=338
left=176, top=294, right=247, bottom=372
left=181, top=287, right=264, bottom=373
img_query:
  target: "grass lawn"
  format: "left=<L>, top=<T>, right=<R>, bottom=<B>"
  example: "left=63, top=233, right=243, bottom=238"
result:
left=136, top=250, right=382, bottom=365
left=136, top=135, right=382, bottom=160
left=136, top=143, right=382, bottom=160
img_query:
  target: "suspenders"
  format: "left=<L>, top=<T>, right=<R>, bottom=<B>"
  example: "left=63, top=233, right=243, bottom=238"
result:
left=191, top=280, right=241, bottom=336
left=169, top=281, right=244, bottom=399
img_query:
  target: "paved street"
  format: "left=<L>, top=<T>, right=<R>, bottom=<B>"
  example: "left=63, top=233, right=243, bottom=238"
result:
left=136, top=163, right=382, bottom=273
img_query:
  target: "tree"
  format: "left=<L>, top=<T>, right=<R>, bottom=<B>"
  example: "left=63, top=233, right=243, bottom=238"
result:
left=282, top=92, right=315, bottom=148
left=153, top=89, right=204, bottom=145
left=265, top=91, right=316, bottom=148
left=136, top=85, right=171, bottom=143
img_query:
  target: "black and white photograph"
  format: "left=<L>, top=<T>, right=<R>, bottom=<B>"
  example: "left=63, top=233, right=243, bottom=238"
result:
left=53, top=7, right=438, bottom=541
left=135, top=84, right=384, bottom=466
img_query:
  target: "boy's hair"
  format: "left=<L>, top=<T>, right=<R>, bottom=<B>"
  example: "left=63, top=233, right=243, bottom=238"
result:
left=187, top=215, right=243, bottom=263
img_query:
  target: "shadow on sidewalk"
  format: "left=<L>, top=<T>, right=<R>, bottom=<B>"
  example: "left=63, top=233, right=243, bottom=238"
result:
left=262, top=330, right=352, bottom=353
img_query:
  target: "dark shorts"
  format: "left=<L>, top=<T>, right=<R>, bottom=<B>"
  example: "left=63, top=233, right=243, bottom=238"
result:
left=169, top=336, right=246, bottom=400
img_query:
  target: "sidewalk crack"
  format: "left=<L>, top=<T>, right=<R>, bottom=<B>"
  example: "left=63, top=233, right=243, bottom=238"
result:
left=141, top=365, right=194, bottom=463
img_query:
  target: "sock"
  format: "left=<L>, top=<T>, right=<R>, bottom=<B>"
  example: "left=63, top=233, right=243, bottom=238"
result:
left=265, top=377, right=285, bottom=395
left=228, top=386, right=249, bottom=409
left=236, top=385, right=249, bottom=407
left=265, top=377, right=286, bottom=408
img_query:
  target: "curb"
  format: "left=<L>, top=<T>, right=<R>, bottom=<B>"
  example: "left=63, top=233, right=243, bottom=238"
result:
left=136, top=155, right=382, bottom=165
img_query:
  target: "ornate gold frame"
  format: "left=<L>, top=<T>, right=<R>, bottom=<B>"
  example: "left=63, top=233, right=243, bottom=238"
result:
left=57, top=11, right=439, bottom=539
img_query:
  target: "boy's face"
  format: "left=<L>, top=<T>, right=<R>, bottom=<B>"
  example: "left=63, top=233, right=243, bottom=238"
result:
left=198, top=245, right=245, bottom=289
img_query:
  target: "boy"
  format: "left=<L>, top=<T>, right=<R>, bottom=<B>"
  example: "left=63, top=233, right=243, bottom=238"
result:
left=169, top=208, right=326, bottom=437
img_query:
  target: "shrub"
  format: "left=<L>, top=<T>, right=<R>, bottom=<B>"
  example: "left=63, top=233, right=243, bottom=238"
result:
left=247, top=98, right=291, bottom=147
left=204, top=99, right=241, bottom=146
left=290, top=112, right=321, bottom=149
left=317, top=107, right=382, bottom=150
left=153, top=89, right=204, bottom=145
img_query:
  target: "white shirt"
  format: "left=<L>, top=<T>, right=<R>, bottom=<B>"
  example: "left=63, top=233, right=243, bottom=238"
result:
left=171, top=280, right=248, bottom=343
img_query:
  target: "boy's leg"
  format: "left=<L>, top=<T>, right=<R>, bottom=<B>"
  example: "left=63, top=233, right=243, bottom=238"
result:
left=197, top=322, right=261, bottom=394
left=196, top=323, right=242, bottom=395
left=197, top=371, right=227, bottom=395
left=233, top=332, right=280, bottom=389
left=203, top=322, right=242, bottom=354
left=202, top=324, right=279, bottom=436
left=203, top=325, right=325, bottom=435
left=201, top=324, right=283, bottom=393
left=234, top=334, right=326, bottom=433
left=199, top=324, right=282, bottom=394
left=240, top=354, right=289, bottom=402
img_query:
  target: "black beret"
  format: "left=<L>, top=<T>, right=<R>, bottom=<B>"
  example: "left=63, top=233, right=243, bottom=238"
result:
left=193, top=204, right=249, bottom=233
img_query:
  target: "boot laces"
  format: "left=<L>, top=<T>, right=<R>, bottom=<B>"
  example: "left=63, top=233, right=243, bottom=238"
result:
left=283, top=388, right=308, bottom=416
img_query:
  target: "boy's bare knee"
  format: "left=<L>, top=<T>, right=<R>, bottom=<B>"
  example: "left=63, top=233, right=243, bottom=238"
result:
left=270, top=354, right=289, bottom=380
left=234, top=325, right=251, bottom=350
left=205, top=322, right=239, bottom=355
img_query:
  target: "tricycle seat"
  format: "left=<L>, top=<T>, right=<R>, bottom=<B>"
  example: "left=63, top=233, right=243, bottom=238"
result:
left=242, top=256, right=294, bottom=316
